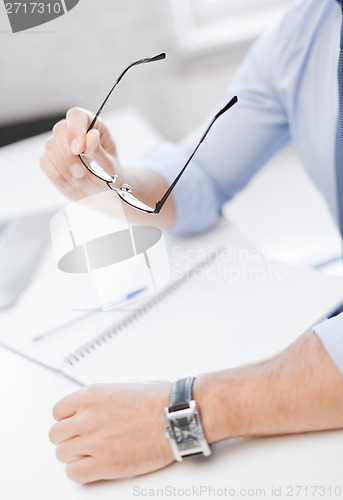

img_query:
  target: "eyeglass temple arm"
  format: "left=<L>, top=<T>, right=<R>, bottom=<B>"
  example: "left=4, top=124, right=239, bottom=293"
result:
left=87, top=52, right=166, bottom=132
left=154, top=95, right=238, bottom=214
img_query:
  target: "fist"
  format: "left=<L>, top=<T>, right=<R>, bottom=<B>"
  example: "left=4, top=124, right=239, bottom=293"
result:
left=40, top=107, right=121, bottom=201
left=49, top=383, right=174, bottom=484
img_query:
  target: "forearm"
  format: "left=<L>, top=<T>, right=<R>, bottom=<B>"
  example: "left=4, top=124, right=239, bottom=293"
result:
left=195, top=332, right=343, bottom=443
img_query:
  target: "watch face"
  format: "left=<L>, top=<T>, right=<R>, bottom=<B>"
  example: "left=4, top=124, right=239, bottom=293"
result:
left=164, top=402, right=211, bottom=460
left=173, top=418, right=200, bottom=451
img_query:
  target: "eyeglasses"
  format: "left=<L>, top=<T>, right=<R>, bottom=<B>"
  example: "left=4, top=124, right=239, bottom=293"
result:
left=79, top=53, right=238, bottom=214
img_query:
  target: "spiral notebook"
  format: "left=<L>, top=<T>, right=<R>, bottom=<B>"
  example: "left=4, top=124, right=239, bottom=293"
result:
left=1, top=243, right=342, bottom=386
left=54, top=246, right=343, bottom=386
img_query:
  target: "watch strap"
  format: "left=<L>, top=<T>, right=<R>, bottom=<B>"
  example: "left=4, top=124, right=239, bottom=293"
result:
left=169, top=377, right=195, bottom=411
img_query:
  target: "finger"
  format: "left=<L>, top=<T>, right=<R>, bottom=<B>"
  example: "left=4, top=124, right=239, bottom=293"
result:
left=70, top=161, right=87, bottom=180
left=52, top=390, right=80, bottom=421
left=44, top=132, right=72, bottom=185
left=84, top=128, right=100, bottom=156
left=66, top=107, right=117, bottom=156
left=51, top=121, right=87, bottom=183
left=49, top=416, right=80, bottom=445
left=66, top=108, right=92, bottom=155
left=53, top=117, right=115, bottom=184
left=66, top=456, right=99, bottom=484
left=84, top=129, right=118, bottom=175
left=40, top=154, right=73, bottom=192
left=56, top=436, right=89, bottom=464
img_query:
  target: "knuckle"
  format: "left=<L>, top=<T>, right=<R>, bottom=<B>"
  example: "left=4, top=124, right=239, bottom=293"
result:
left=52, top=119, right=66, bottom=136
left=55, top=445, right=66, bottom=463
left=45, top=137, right=55, bottom=150
left=66, top=107, right=79, bottom=119
left=52, top=402, right=62, bottom=421
left=66, top=107, right=84, bottom=124
left=51, top=173, right=62, bottom=186
left=66, top=464, right=86, bottom=484
left=48, top=426, right=57, bottom=444
left=66, top=107, right=89, bottom=134
left=79, top=386, right=95, bottom=404
left=79, top=385, right=94, bottom=397
left=76, top=384, right=103, bottom=410
left=39, top=155, right=47, bottom=170
left=76, top=408, right=91, bottom=429
left=47, top=165, right=65, bottom=185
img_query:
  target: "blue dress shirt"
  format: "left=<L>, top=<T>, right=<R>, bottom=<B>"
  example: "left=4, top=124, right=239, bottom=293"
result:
left=141, top=0, right=343, bottom=374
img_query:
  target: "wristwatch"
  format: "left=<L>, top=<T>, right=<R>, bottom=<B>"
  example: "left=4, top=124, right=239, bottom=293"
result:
left=164, top=377, right=211, bottom=462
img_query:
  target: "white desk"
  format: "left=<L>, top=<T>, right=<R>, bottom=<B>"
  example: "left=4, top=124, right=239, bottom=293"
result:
left=1, top=344, right=343, bottom=500
left=0, top=109, right=342, bottom=500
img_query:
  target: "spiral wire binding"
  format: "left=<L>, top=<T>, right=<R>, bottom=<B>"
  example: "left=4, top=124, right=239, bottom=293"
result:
left=64, top=246, right=225, bottom=366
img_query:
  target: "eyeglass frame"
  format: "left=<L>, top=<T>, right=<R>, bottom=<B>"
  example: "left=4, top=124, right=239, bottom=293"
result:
left=78, top=53, right=238, bottom=215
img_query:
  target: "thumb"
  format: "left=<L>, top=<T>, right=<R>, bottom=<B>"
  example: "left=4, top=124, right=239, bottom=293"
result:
left=84, top=129, right=118, bottom=176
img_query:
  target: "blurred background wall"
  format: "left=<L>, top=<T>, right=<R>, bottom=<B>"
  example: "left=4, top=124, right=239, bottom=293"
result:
left=0, top=0, right=291, bottom=142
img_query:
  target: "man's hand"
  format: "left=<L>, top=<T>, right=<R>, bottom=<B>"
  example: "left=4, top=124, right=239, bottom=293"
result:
left=40, top=107, right=121, bottom=201
left=49, top=333, right=343, bottom=484
left=40, top=107, right=176, bottom=228
left=49, top=382, right=174, bottom=484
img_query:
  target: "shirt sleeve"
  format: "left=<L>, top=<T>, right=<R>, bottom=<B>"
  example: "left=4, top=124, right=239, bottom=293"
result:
left=140, top=10, right=297, bottom=236
left=314, top=312, right=343, bottom=376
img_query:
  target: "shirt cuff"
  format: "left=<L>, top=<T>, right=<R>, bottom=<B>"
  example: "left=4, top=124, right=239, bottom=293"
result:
left=314, top=312, right=343, bottom=376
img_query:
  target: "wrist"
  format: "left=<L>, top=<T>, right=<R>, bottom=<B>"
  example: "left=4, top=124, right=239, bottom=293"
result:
left=192, top=374, right=227, bottom=444
left=193, top=371, right=251, bottom=443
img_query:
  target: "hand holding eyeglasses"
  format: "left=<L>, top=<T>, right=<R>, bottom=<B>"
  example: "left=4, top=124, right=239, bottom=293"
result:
left=41, top=52, right=238, bottom=216
left=40, top=106, right=121, bottom=201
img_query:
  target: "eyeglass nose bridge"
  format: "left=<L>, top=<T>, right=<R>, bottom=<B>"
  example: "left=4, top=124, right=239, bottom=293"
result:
left=107, top=182, right=157, bottom=214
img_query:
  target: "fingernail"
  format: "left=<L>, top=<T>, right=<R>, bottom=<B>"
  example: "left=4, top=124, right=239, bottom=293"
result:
left=71, top=163, right=86, bottom=179
left=71, top=139, right=79, bottom=155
